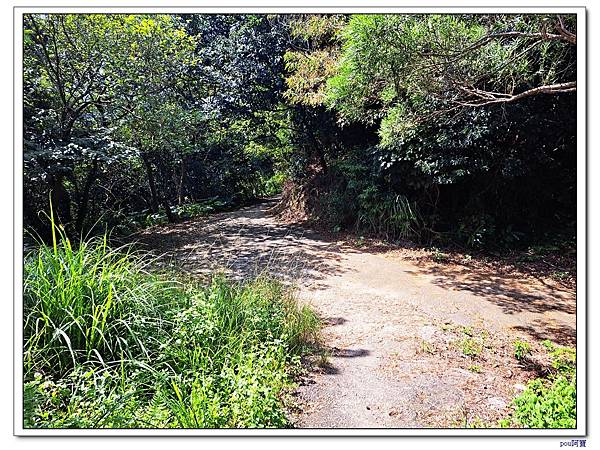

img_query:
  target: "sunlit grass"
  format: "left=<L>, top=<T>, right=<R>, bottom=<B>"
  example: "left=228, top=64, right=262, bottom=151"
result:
left=23, top=218, right=320, bottom=428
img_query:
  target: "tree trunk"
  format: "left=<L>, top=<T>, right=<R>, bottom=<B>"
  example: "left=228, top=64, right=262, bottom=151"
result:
left=316, top=147, right=329, bottom=174
left=162, top=196, right=176, bottom=223
left=300, top=109, right=328, bottom=174
left=142, top=152, right=176, bottom=223
left=178, top=157, right=186, bottom=205
left=24, top=188, right=49, bottom=240
left=75, top=157, right=99, bottom=234
left=49, top=174, right=72, bottom=226
left=142, top=153, right=160, bottom=213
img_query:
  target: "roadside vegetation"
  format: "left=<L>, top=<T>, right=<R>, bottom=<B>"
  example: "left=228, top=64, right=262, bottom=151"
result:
left=423, top=322, right=577, bottom=429
left=24, top=220, right=320, bottom=428
left=280, top=14, right=576, bottom=253
left=500, top=340, right=576, bottom=429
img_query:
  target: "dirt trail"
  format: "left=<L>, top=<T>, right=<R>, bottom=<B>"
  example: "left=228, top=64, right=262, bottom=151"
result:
left=137, top=201, right=576, bottom=428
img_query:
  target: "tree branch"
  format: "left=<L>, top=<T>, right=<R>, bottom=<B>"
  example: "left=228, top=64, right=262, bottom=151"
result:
left=455, top=82, right=576, bottom=107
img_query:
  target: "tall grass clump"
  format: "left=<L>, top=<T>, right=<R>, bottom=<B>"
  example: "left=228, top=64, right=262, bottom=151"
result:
left=24, top=229, right=170, bottom=378
left=357, top=189, right=424, bottom=241
left=24, top=220, right=320, bottom=428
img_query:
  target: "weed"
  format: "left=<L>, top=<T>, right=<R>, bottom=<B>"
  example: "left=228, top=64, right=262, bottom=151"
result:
left=500, top=341, right=576, bottom=428
left=461, top=326, right=474, bottom=337
left=550, top=271, right=570, bottom=281
left=468, top=364, right=482, bottom=373
left=542, top=340, right=576, bottom=378
left=465, top=416, right=489, bottom=428
left=459, top=337, right=482, bottom=357
left=513, top=340, right=532, bottom=361
left=419, top=339, right=435, bottom=355
left=316, top=349, right=331, bottom=368
left=432, top=247, right=450, bottom=263
left=480, top=329, right=491, bottom=347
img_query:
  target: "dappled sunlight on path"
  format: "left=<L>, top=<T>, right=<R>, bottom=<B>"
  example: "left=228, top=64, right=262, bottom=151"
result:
left=136, top=201, right=354, bottom=288
left=136, top=201, right=577, bottom=428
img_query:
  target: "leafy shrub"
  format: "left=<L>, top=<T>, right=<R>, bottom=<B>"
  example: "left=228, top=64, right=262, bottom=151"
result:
left=239, top=172, right=287, bottom=199
left=165, top=344, right=290, bottom=428
left=263, top=173, right=286, bottom=197
left=114, top=198, right=233, bottom=232
left=24, top=368, right=165, bottom=428
left=500, top=341, right=576, bottom=428
left=174, top=198, right=230, bottom=220
left=455, top=214, right=497, bottom=249
left=356, top=188, right=423, bottom=241
left=290, top=154, right=427, bottom=241
left=510, top=376, right=576, bottom=428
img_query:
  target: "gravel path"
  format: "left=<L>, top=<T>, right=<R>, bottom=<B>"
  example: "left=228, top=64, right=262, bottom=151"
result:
left=137, top=201, right=576, bottom=428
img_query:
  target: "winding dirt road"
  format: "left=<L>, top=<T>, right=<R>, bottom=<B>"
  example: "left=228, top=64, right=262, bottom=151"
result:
left=137, top=201, right=576, bottom=428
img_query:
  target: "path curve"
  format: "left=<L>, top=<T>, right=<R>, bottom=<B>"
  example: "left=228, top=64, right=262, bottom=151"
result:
left=137, top=201, right=576, bottom=428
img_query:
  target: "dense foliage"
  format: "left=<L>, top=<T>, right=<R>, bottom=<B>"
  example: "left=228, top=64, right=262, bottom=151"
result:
left=284, top=13, right=576, bottom=248
left=24, top=14, right=290, bottom=237
left=24, top=221, right=319, bottom=428
left=24, top=13, right=577, bottom=248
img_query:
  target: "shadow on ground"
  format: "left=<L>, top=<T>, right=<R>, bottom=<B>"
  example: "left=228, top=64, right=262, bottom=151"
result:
left=314, top=346, right=371, bottom=376
left=407, top=262, right=575, bottom=314
left=133, top=201, right=355, bottom=288
left=133, top=201, right=576, bottom=347
left=405, top=261, right=576, bottom=345
left=512, top=321, right=576, bottom=346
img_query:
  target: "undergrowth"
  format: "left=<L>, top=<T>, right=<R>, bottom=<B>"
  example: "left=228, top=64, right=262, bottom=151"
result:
left=119, top=197, right=232, bottom=231
left=23, top=219, right=320, bottom=428
left=499, top=340, right=576, bottom=428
